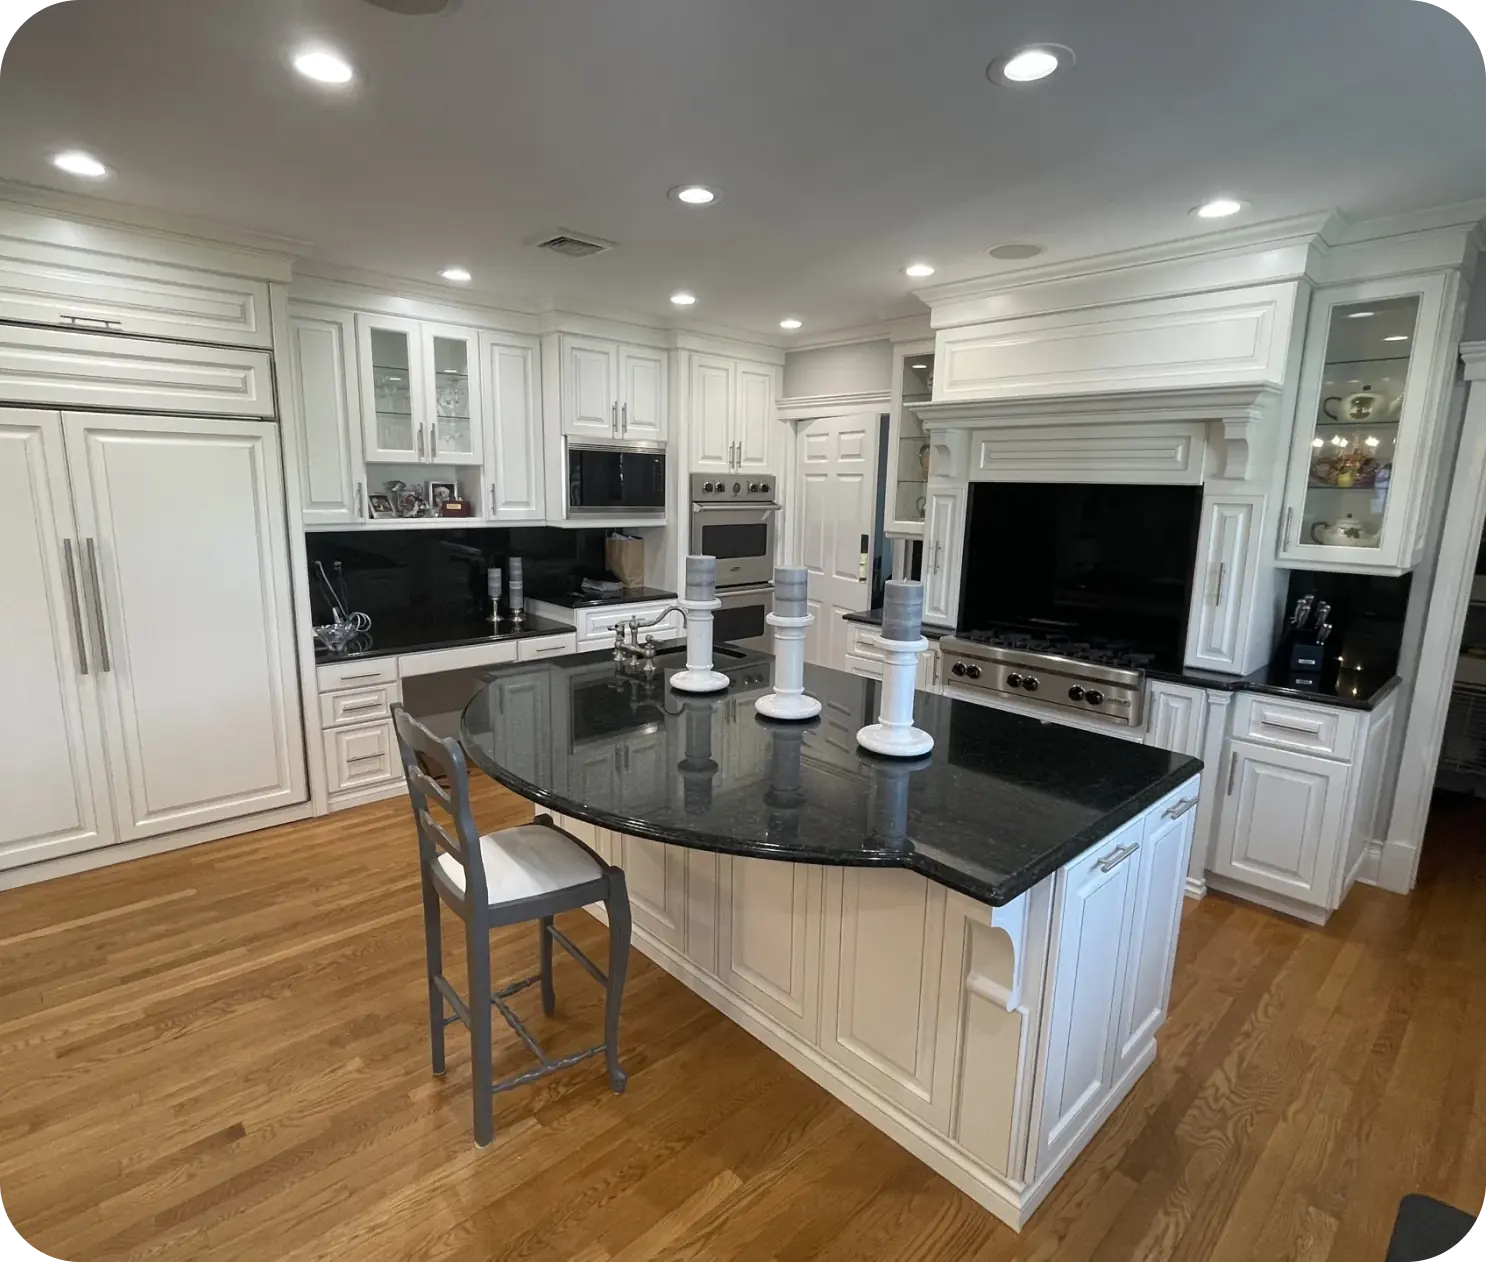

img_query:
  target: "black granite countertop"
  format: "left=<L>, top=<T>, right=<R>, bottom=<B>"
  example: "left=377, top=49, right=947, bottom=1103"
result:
left=314, top=612, right=574, bottom=664
left=528, top=585, right=678, bottom=609
left=460, top=653, right=1202, bottom=907
left=843, top=608, right=954, bottom=640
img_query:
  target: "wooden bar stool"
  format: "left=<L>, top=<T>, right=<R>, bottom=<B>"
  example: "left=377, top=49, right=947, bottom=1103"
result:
left=391, top=706, right=632, bottom=1147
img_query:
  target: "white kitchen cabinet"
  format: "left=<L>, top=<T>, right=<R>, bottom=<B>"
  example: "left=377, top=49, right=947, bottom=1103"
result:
left=479, top=332, right=545, bottom=521
left=355, top=314, right=425, bottom=463
left=421, top=324, right=483, bottom=466
left=843, top=622, right=942, bottom=693
left=619, top=834, right=688, bottom=951
left=487, top=671, right=553, bottom=789
left=922, top=488, right=965, bottom=626
left=65, top=412, right=307, bottom=840
left=620, top=346, right=668, bottom=441
left=1276, top=272, right=1458, bottom=576
left=884, top=342, right=935, bottom=536
left=1145, top=681, right=1206, bottom=757
left=0, top=410, right=116, bottom=871
left=1185, top=497, right=1260, bottom=673
left=568, top=745, right=618, bottom=808
left=718, top=855, right=823, bottom=1040
left=619, top=731, right=669, bottom=811
left=735, top=363, right=777, bottom=471
left=324, top=720, right=398, bottom=796
left=687, top=354, right=779, bottom=473
left=558, top=335, right=669, bottom=442
left=288, top=305, right=364, bottom=525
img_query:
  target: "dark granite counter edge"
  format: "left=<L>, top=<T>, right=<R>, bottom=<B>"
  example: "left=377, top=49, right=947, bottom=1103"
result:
left=1146, top=666, right=1402, bottom=712
left=842, top=608, right=954, bottom=641
left=461, top=707, right=1205, bottom=907
left=529, top=586, right=678, bottom=609
left=314, top=615, right=574, bottom=665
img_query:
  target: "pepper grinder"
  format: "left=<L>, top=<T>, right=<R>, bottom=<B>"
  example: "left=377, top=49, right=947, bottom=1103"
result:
left=755, top=566, right=821, bottom=720
left=856, top=580, right=934, bottom=757
left=670, top=555, right=730, bottom=694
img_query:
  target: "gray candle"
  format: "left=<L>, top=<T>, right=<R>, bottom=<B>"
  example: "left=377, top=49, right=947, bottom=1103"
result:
left=685, top=555, right=716, bottom=601
left=880, top=579, right=924, bottom=643
left=774, top=566, right=808, bottom=618
left=508, top=557, right=524, bottom=612
left=486, top=567, right=502, bottom=600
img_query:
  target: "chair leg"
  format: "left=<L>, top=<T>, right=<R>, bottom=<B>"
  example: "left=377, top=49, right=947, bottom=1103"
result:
left=538, top=915, right=556, bottom=1017
left=603, top=871, right=631, bottom=1094
left=421, top=872, right=445, bottom=1077
left=466, top=923, right=495, bottom=1147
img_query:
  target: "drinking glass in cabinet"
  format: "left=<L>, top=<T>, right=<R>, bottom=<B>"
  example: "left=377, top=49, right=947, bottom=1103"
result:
left=370, top=327, right=415, bottom=454
left=432, top=335, right=473, bottom=458
left=894, top=356, right=933, bottom=525
left=1300, top=296, right=1418, bottom=550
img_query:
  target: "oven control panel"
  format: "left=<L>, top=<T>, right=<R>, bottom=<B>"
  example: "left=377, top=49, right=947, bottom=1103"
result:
left=690, top=473, right=776, bottom=502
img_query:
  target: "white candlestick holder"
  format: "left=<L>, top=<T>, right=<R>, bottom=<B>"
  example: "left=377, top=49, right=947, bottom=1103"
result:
left=668, top=598, right=730, bottom=693
left=755, top=612, right=822, bottom=720
left=856, top=635, right=934, bottom=757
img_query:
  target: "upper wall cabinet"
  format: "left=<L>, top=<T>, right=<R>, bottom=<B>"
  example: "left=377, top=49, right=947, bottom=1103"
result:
left=556, top=335, right=669, bottom=443
left=0, top=237, right=273, bottom=348
left=422, top=324, right=483, bottom=466
left=288, top=305, right=364, bottom=525
left=480, top=331, right=545, bottom=521
left=356, top=315, right=424, bottom=463
left=884, top=341, right=934, bottom=536
left=1276, top=272, right=1459, bottom=575
left=688, top=354, right=780, bottom=474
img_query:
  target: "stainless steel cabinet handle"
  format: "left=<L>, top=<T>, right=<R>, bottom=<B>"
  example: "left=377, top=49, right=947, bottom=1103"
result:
left=346, top=752, right=385, bottom=764
left=356, top=482, right=364, bottom=519
left=1163, top=796, right=1199, bottom=820
left=430, top=425, right=438, bottom=459
left=59, top=314, right=122, bottom=330
left=933, top=541, right=943, bottom=574
left=622, top=402, right=628, bottom=436
left=1226, top=751, right=1238, bottom=795
left=416, top=424, right=425, bottom=459
left=612, top=403, right=619, bottom=435
left=338, top=671, right=382, bottom=683
left=339, top=698, right=384, bottom=713
left=1260, top=715, right=1322, bottom=735
left=1214, top=561, right=1227, bottom=608
left=1096, top=841, right=1140, bottom=873
left=1284, top=507, right=1294, bottom=548
left=490, top=482, right=497, bottom=517
left=83, top=538, right=111, bottom=672
left=61, top=539, right=89, bottom=675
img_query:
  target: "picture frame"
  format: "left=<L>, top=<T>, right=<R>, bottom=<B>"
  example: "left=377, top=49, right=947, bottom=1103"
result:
left=427, top=480, right=457, bottom=511
left=367, top=492, right=397, bottom=520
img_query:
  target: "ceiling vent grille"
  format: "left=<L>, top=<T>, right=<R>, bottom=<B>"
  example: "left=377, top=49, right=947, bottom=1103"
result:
left=535, top=231, right=615, bottom=259
left=362, top=0, right=458, bottom=14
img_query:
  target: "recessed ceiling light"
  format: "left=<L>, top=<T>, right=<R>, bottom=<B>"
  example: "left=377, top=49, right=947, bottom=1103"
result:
left=50, top=150, right=108, bottom=179
left=669, top=185, right=718, bottom=206
left=1346, top=310, right=1376, bottom=319
left=987, top=242, right=1046, bottom=260
left=1383, top=334, right=1410, bottom=342
left=779, top=318, right=803, bottom=330
left=671, top=291, right=697, bottom=306
left=293, top=47, right=355, bottom=85
left=440, top=266, right=472, bottom=283
left=1194, top=198, right=1244, bottom=220
left=986, top=44, right=1073, bottom=86
left=904, top=262, right=936, bottom=278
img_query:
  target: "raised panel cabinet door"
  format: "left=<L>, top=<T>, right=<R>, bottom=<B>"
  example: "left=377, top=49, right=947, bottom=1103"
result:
left=1185, top=498, right=1254, bottom=671
left=288, top=306, right=364, bottom=524
left=619, top=833, right=687, bottom=951
left=490, top=673, right=552, bottom=788
left=1114, top=791, right=1198, bottom=1077
left=689, top=356, right=735, bottom=472
left=1035, top=824, right=1138, bottom=1178
left=479, top=334, right=544, bottom=521
left=619, top=732, right=669, bottom=812
left=64, top=413, right=308, bottom=840
left=355, top=314, right=424, bottom=462
left=324, top=720, right=398, bottom=795
left=720, top=856, right=823, bottom=1041
left=619, top=346, right=668, bottom=441
left=922, top=488, right=964, bottom=626
left=734, top=364, right=776, bottom=471
left=0, top=410, right=116, bottom=871
left=1145, top=681, right=1206, bottom=757
left=1211, top=741, right=1347, bottom=906
left=562, top=336, right=619, bottom=437
left=422, top=324, right=483, bottom=466
left=820, top=867, right=958, bottom=1129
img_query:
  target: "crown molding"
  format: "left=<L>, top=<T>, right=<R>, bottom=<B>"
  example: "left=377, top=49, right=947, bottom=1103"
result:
left=785, top=311, right=931, bottom=352
left=776, top=389, right=891, bottom=419
left=1326, top=198, right=1486, bottom=246
left=1461, top=341, right=1486, bottom=380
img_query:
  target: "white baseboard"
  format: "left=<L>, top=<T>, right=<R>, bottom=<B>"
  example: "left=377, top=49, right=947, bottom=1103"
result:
left=1202, top=873, right=1330, bottom=926
left=1183, top=876, right=1207, bottom=901
left=1375, top=839, right=1418, bottom=895
left=1355, top=840, right=1384, bottom=889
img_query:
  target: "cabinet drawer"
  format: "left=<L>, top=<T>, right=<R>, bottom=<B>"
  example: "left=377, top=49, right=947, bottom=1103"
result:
left=324, top=720, right=399, bottom=794
left=847, top=623, right=885, bottom=660
left=1232, top=694, right=1358, bottom=760
left=397, top=640, right=519, bottom=678
left=575, top=602, right=684, bottom=647
left=844, top=652, right=885, bottom=681
left=319, top=683, right=398, bottom=728
left=317, top=658, right=399, bottom=691
left=517, top=632, right=578, bottom=662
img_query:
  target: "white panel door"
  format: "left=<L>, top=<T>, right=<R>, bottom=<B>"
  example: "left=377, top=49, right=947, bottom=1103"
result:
left=288, top=306, right=363, bottom=525
left=820, top=867, right=960, bottom=1129
left=719, top=856, right=823, bottom=1040
left=1114, top=794, right=1197, bottom=1077
left=356, top=314, right=424, bottom=463
left=620, top=834, right=687, bottom=950
left=796, top=413, right=877, bottom=669
left=1211, top=740, right=1346, bottom=906
left=65, top=413, right=307, bottom=840
left=0, top=410, right=115, bottom=871
left=922, top=488, right=964, bottom=627
left=562, top=337, right=618, bottom=437
left=422, top=324, right=483, bottom=466
left=1185, top=498, right=1255, bottom=671
left=480, top=333, right=544, bottom=521
left=735, top=364, right=776, bottom=471
left=1145, top=681, right=1206, bottom=756
left=1035, top=824, right=1137, bottom=1178
left=689, top=356, right=735, bottom=472
left=619, top=346, right=668, bottom=441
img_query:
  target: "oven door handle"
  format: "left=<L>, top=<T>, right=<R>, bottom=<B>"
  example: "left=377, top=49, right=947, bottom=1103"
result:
left=691, top=504, right=784, bottom=515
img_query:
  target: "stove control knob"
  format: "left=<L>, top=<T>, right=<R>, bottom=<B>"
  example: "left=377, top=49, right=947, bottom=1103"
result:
left=1006, top=671, right=1024, bottom=688
left=966, top=664, right=982, bottom=680
left=749, top=482, right=761, bottom=493
left=732, top=482, right=742, bottom=494
left=760, top=482, right=772, bottom=495
left=1022, top=676, right=1039, bottom=692
left=951, top=662, right=967, bottom=677
left=1068, top=685, right=1086, bottom=701
left=701, top=481, right=714, bottom=493
left=1085, top=689, right=1105, bottom=707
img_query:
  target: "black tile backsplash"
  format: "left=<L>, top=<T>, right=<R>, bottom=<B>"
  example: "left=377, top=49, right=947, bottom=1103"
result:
left=1281, top=568, right=1412, bottom=675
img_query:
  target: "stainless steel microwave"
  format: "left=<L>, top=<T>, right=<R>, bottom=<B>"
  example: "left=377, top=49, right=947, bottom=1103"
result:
left=567, top=441, right=666, bottom=516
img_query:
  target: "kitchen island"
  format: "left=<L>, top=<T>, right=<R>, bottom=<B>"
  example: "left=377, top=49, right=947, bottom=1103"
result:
left=460, top=651, right=1202, bottom=1229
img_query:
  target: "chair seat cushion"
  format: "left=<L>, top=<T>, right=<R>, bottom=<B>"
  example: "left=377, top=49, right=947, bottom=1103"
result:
left=436, top=824, right=602, bottom=906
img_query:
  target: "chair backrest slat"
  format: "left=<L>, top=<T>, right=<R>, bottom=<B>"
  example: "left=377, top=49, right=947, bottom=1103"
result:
left=392, top=705, right=487, bottom=906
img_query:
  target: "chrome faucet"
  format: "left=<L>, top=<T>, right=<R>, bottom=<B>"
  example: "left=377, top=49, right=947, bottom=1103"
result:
left=613, top=604, right=688, bottom=674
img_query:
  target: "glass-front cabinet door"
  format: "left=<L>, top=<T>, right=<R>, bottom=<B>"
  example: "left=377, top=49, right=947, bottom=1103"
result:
left=1278, top=273, right=1451, bottom=575
left=356, top=314, right=424, bottom=463
left=884, top=341, right=935, bottom=536
left=423, top=324, right=483, bottom=466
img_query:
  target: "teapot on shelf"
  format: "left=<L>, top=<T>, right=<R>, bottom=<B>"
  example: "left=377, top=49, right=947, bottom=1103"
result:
left=1310, top=514, right=1380, bottom=548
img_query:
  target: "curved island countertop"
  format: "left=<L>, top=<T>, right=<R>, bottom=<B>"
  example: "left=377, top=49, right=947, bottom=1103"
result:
left=459, top=649, right=1202, bottom=907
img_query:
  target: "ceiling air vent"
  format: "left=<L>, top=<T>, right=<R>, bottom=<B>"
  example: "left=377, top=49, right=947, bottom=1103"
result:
left=362, top=0, right=458, bottom=14
left=535, top=231, right=615, bottom=259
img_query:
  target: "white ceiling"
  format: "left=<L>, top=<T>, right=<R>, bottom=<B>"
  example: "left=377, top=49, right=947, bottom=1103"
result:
left=1, top=0, right=1483, bottom=340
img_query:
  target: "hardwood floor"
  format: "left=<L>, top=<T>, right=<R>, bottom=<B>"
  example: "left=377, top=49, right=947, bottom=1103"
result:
left=3, top=783, right=1483, bottom=1261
